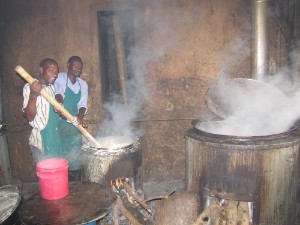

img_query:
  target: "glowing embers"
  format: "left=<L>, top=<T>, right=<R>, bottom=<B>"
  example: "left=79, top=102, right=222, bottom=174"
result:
left=110, top=177, right=126, bottom=190
left=107, top=177, right=152, bottom=225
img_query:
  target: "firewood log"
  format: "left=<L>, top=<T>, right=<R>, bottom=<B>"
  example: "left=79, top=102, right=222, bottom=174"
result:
left=116, top=195, right=142, bottom=225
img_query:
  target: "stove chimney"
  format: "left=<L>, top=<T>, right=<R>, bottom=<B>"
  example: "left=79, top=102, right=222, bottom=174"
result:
left=252, top=0, right=270, bottom=81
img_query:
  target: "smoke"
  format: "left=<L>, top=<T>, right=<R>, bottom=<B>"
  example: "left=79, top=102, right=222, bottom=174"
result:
left=96, top=9, right=169, bottom=147
left=199, top=42, right=300, bottom=136
left=96, top=47, right=151, bottom=145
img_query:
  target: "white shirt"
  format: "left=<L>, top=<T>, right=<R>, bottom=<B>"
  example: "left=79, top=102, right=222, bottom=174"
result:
left=22, top=84, right=55, bottom=150
left=54, top=72, right=88, bottom=113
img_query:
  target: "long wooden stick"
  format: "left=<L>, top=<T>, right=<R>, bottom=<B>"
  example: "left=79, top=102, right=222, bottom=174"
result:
left=123, top=182, right=152, bottom=215
left=116, top=196, right=142, bottom=225
left=15, top=65, right=101, bottom=148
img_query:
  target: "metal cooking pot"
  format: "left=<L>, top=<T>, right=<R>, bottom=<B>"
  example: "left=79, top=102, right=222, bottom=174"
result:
left=0, top=185, right=22, bottom=225
left=185, top=121, right=300, bottom=225
left=81, top=141, right=142, bottom=189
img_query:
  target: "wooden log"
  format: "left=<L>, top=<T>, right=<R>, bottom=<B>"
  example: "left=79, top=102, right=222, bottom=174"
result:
left=124, top=182, right=152, bottom=214
left=113, top=203, right=119, bottom=225
left=116, top=195, right=142, bottom=225
left=118, top=190, right=153, bottom=225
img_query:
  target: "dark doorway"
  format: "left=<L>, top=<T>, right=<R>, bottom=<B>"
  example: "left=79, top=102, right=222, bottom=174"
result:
left=97, top=10, right=135, bottom=105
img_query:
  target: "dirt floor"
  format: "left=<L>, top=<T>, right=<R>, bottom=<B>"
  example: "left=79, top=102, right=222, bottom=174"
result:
left=10, top=179, right=300, bottom=225
left=16, top=179, right=184, bottom=225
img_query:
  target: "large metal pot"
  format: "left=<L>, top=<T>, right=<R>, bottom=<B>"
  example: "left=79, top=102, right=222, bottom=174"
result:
left=186, top=120, right=300, bottom=225
left=81, top=140, right=142, bottom=190
left=0, top=185, right=22, bottom=225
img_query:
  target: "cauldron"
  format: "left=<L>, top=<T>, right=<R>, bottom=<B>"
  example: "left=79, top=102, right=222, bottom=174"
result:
left=185, top=120, right=300, bottom=225
left=81, top=140, right=142, bottom=190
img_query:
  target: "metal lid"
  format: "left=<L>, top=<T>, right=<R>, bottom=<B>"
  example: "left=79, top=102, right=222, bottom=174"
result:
left=204, top=78, right=288, bottom=119
left=0, top=185, right=21, bottom=223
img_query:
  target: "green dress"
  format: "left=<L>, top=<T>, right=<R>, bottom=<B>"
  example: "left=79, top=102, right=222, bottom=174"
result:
left=40, top=104, right=63, bottom=158
left=59, top=79, right=82, bottom=170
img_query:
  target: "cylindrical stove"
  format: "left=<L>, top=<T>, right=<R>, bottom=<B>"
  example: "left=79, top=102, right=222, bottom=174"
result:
left=81, top=139, right=142, bottom=190
left=185, top=120, right=300, bottom=225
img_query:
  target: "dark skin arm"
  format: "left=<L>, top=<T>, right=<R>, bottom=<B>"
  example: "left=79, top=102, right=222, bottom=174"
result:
left=55, top=93, right=63, bottom=104
left=24, top=80, right=42, bottom=122
left=55, top=94, right=87, bottom=127
left=77, top=107, right=87, bottom=127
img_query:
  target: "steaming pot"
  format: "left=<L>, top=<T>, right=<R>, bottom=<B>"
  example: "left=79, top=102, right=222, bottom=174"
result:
left=204, top=78, right=288, bottom=119
left=81, top=140, right=142, bottom=190
left=186, top=120, right=300, bottom=225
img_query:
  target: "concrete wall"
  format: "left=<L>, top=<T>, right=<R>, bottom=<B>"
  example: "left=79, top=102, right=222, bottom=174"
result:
left=0, top=0, right=291, bottom=182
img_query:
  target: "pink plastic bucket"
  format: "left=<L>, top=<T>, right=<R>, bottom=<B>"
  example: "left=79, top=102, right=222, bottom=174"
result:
left=36, top=158, right=69, bottom=200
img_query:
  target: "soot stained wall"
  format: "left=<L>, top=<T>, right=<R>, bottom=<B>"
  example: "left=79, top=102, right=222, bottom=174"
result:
left=0, top=0, right=291, bottom=183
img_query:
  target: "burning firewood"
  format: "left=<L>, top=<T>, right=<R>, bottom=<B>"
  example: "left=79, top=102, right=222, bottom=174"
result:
left=111, top=178, right=152, bottom=215
left=110, top=178, right=126, bottom=190
left=117, top=189, right=153, bottom=225
left=116, top=195, right=143, bottom=225
left=110, top=178, right=153, bottom=225
left=123, top=181, right=152, bottom=214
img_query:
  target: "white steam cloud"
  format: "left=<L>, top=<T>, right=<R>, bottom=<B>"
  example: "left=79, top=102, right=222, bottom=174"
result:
left=198, top=41, right=300, bottom=136
left=96, top=47, right=152, bottom=146
left=95, top=9, right=169, bottom=148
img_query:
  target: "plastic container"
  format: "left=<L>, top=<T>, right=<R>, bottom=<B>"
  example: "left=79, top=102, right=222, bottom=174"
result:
left=36, top=158, right=69, bottom=200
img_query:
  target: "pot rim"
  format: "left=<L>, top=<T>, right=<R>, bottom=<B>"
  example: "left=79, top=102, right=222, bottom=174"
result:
left=191, top=119, right=296, bottom=141
left=0, top=185, right=21, bottom=224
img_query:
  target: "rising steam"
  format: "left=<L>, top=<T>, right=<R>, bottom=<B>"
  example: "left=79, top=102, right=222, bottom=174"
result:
left=95, top=9, right=168, bottom=148
left=199, top=42, right=300, bottom=136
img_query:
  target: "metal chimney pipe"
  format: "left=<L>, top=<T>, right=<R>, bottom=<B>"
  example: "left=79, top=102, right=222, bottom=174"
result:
left=252, top=0, right=270, bottom=81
